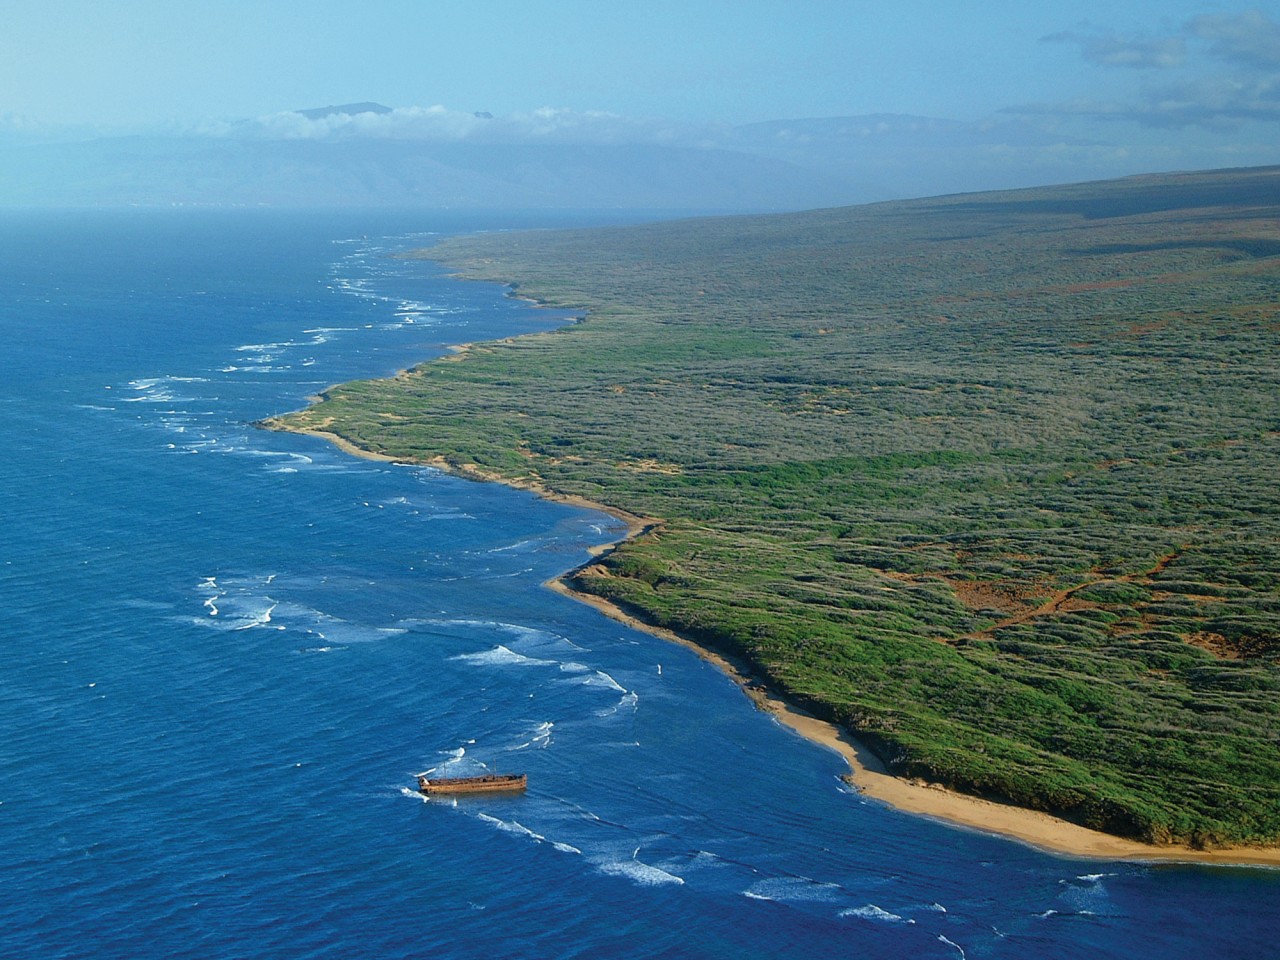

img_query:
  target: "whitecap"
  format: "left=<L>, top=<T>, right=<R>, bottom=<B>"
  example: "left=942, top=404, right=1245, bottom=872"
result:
left=746, top=877, right=845, bottom=905
left=488, top=539, right=538, bottom=554
left=451, top=645, right=557, bottom=668
left=598, top=859, right=684, bottom=887
left=585, top=671, right=626, bottom=693
left=596, top=690, right=640, bottom=718
left=840, top=904, right=913, bottom=924
left=937, top=935, right=966, bottom=959
left=477, top=814, right=544, bottom=843
left=494, top=622, right=571, bottom=647
left=1074, top=873, right=1116, bottom=883
left=507, top=721, right=554, bottom=751
left=230, top=602, right=278, bottom=631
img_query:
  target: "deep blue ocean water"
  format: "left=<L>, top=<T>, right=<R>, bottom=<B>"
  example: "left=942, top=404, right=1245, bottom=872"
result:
left=1, top=209, right=1277, bottom=960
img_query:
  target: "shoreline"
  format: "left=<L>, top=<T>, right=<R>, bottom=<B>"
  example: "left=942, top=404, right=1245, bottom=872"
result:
left=261, top=419, right=1280, bottom=869
left=547, top=576, right=1280, bottom=867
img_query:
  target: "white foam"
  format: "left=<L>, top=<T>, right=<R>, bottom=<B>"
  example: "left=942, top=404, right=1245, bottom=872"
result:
left=840, top=904, right=913, bottom=924
left=198, top=578, right=222, bottom=616
left=235, top=341, right=292, bottom=355
left=230, top=601, right=277, bottom=631
left=747, top=877, right=844, bottom=905
left=471, top=813, right=583, bottom=858
left=508, top=721, right=554, bottom=752
left=585, top=671, right=626, bottom=693
left=595, top=690, right=640, bottom=718
left=494, top=623, right=570, bottom=647
left=489, top=539, right=538, bottom=554
left=937, top=935, right=967, bottom=959
left=477, top=814, right=544, bottom=843
left=598, top=858, right=684, bottom=887
left=451, top=645, right=557, bottom=668
left=231, top=450, right=313, bottom=464
left=121, top=375, right=202, bottom=404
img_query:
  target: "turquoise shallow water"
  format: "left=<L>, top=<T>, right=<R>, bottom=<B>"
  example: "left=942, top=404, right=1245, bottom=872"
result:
left=1, top=209, right=1276, bottom=960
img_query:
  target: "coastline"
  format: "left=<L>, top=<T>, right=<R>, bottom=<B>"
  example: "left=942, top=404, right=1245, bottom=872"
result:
left=263, top=414, right=1279, bottom=867
left=548, top=574, right=1280, bottom=868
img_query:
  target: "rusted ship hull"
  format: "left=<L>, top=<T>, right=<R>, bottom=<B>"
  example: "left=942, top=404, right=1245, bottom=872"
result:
left=417, top=773, right=527, bottom=795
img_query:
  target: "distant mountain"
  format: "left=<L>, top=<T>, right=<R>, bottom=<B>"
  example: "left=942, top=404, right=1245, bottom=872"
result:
left=296, top=102, right=393, bottom=120
left=0, top=108, right=1188, bottom=211
left=0, top=134, right=853, bottom=212
left=723, top=114, right=1110, bottom=200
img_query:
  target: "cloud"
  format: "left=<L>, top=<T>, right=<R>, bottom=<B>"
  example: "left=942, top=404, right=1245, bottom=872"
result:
left=1008, top=73, right=1280, bottom=129
left=187, top=104, right=703, bottom=147
left=192, top=105, right=484, bottom=141
left=1020, top=10, right=1280, bottom=129
left=1044, top=29, right=1186, bottom=69
left=1189, top=9, right=1280, bottom=68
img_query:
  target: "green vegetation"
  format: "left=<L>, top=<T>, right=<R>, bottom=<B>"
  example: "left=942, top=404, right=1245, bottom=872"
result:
left=276, top=167, right=1280, bottom=846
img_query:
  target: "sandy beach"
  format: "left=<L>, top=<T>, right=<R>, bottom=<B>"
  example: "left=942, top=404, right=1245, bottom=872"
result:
left=264, top=416, right=1280, bottom=868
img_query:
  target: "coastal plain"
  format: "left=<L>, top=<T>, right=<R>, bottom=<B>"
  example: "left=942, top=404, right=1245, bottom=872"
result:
left=272, top=167, right=1280, bottom=852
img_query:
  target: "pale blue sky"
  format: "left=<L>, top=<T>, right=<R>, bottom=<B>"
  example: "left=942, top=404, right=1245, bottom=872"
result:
left=1, top=1, right=1270, bottom=125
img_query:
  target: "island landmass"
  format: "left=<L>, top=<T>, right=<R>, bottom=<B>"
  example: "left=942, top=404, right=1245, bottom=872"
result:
left=266, top=166, right=1280, bottom=862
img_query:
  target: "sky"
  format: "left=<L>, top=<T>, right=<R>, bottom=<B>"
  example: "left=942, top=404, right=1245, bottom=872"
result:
left=2, top=1, right=1279, bottom=188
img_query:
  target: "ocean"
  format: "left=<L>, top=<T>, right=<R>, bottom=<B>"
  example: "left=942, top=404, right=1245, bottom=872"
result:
left=1, top=209, right=1276, bottom=960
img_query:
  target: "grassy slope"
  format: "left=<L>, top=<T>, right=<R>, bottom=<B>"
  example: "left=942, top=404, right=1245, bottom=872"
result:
left=276, top=167, right=1280, bottom=846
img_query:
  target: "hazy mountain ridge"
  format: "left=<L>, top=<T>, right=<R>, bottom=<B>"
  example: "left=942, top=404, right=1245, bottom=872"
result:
left=0, top=105, right=1179, bottom=211
left=0, top=134, right=852, bottom=211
